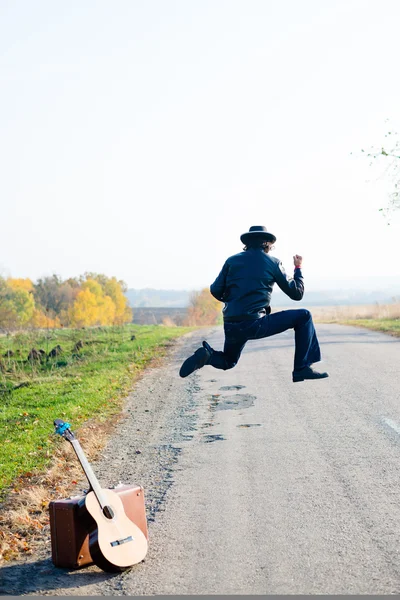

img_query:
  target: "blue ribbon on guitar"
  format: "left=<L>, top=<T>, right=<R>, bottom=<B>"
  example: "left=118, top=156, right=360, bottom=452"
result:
left=55, top=422, right=71, bottom=436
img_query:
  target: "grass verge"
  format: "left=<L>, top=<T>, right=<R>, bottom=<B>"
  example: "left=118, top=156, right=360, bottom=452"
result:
left=0, top=323, right=193, bottom=562
left=336, top=319, right=400, bottom=336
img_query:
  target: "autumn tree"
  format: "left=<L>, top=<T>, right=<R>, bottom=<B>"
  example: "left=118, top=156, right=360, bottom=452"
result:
left=0, top=277, right=17, bottom=329
left=184, top=288, right=222, bottom=326
left=68, top=287, right=100, bottom=328
left=68, top=275, right=131, bottom=327
left=0, top=278, right=35, bottom=329
left=82, top=273, right=132, bottom=325
left=30, top=309, right=60, bottom=329
left=7, top=278, right=34, bottom=292
left=33, top=275, right=78, bottom=321
left=81, top=278, right=116, bottom=325
left=103, top=277, right=132, bottom=325
left=1, top=272, right=132, bottom=330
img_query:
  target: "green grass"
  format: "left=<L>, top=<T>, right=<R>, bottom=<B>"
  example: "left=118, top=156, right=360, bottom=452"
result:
left=0, top=324, right=192, bottom=496
left=339, top=318, right=400, bottom=336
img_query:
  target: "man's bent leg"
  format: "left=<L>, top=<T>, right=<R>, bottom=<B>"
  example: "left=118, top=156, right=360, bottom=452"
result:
left=206, top=320, right=254, bottom=370
left=179, top=321, right=247, bottom=376
left=208, top=338, right=246, bottom=370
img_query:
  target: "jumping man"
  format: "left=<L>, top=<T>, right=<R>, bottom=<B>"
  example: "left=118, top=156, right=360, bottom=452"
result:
left=179, top=225, right=328, bottom=382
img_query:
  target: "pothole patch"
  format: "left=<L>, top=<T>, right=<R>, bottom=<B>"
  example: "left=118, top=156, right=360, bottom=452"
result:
left=219, top=385, right=246, bottom=391
left=201, top=422, right=215, bottom=429
left=202, top=434, right=225, bottom=443
left=211, top=393, right=256, bottom=411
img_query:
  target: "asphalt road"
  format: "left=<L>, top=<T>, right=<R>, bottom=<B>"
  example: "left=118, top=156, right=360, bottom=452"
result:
left=2, top=323, right=400, bottom=595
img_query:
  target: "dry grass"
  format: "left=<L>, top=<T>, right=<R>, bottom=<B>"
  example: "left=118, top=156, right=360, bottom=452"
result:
left=162, top=316, right=177, bottom=327
left=0, top=415, right=123, bottom=563
left=311, top=302, right=400, bottom=323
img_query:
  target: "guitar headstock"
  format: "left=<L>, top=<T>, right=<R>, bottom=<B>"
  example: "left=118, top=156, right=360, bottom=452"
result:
left=54, top=419, right=75, bottom=443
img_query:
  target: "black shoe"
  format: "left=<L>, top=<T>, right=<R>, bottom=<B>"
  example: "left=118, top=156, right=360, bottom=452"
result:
left=292, top=366, right=329, bottom=382
left=179, top=346, right=211, bottom=378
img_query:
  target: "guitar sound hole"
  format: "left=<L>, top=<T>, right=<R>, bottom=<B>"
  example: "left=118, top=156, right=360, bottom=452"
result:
left=103, top=506, right=115, bottom=519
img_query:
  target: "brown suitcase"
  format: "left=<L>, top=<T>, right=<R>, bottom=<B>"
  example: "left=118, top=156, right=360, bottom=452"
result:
left=49, top=484, right=148, bottom=569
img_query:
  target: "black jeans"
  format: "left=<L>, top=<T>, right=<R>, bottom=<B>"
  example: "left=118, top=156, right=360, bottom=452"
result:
left=209, top=309, right=321, bottom=371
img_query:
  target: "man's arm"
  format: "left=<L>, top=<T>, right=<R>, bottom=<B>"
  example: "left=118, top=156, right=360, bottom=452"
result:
left=274, top=254, right=304, bottom=301
left=210, top=261, right=229, bottom=301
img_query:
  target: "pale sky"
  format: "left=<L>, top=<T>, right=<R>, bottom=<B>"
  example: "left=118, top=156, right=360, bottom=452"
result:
left=1, top=0, right=400, bottom=292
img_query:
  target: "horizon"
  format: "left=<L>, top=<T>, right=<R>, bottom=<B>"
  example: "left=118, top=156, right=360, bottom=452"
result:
left=124, top=274, right=400, bottom=293
left=125, top=277, right=400, bottom=311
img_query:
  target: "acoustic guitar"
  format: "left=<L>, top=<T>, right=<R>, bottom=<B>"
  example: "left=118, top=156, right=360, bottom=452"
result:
left=54, top=418, right=148, bottom=572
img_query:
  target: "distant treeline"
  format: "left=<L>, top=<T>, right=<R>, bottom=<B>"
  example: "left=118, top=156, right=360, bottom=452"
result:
left=0, top=273, right=132, bottom=330
left=0, top=276, right=221, bottom=330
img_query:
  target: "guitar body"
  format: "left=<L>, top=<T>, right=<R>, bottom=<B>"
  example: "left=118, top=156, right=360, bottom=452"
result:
left=85, top=489, right=148, bottom=572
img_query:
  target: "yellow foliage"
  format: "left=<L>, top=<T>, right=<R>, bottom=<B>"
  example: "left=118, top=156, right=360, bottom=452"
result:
left=81, top=278, right=117, bottom=325
left=69, top=280, right=120, bottom=327
left=82, top=279, right=103, bottom=298
left=7, top=278, right=34, bottom=292
left=69, top=288, right=99, bottom=328
left=103, top=277, right=132, bottom=325
left=98, top=294, right=116, bottom=325
left=30, top=309, right=61, bottom=329
left=2, top=272, right=131, bottom=330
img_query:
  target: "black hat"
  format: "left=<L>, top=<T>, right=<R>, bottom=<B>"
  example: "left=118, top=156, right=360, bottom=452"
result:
left=240, top=225, right=276, bottom=245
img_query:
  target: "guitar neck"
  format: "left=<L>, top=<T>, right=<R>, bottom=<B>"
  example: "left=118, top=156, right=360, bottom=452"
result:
left=70, top=439, right=106, bottom=508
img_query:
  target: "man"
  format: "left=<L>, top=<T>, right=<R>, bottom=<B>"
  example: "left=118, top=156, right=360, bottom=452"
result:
left=179, top=225, right=328, bottom=382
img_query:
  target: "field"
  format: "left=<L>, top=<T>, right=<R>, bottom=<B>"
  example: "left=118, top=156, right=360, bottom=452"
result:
left=0, top=324, right=192, bottom=497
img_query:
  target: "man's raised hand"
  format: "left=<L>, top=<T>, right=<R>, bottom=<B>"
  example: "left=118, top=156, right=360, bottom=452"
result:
left=293, top=255, right=303, bottom=267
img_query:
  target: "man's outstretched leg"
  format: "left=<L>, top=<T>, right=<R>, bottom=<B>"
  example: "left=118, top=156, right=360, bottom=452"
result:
left=291, top=310, right=328, bottom=381
left=254, top=309, right=329, bottom=382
